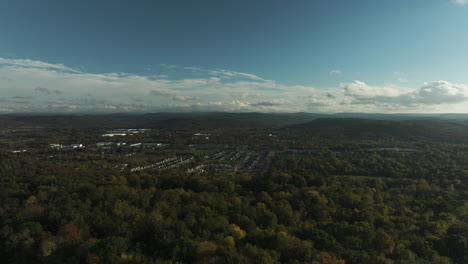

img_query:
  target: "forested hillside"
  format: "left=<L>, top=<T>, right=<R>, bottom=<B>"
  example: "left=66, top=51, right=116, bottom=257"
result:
left=1, top=117, right=468, bottom=263
left=287, top=118, right=468, bottom=142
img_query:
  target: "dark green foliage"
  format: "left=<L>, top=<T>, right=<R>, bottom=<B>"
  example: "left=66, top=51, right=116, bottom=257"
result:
left=1, top=148, right=467, bottom=264
left=1, top=116, right=468, bottom=263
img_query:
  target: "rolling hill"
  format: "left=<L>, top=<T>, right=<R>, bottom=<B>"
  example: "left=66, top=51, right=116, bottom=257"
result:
left=286, top=118, right=468, bottom=142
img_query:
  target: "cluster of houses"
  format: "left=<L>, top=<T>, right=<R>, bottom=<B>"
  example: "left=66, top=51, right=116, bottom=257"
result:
left=96, top=142, right=163, bottom=148
left=102, top=128, right=151, bottom=137
left=50, top=144, right=85, bottom=149
left=96, top=142, right=126, bottom=147
left=2, top=128, right=45, bottom=135
left=193, top=133, right=210, bottom=140
left=187, top=163, right=236, bottom=173
left=11, top=149, right=28, bottom=153
left=1, top=129, right=17, bottom=134
left=49, top=142, right=164, bottom=150
left=129, top=156, right=194, bottom=172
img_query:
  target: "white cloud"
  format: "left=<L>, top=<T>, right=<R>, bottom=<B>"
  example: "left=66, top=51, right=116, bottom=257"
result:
left=209, top=69, right=265, bottom=81
left=171, top=95, right=203, bottom=102
left=150, top=89, right=173, bottom=97
left=452, top=0, right=467, bottom=5
left=393, top=72, right=409, bottom=83
left=2, top=57, right=468, bottom=114
left=344, top=80, right=468, bottom=108
left=0, top=57, right=330, bottom=113
left=418, top=80, right=468, bottom=103
left=160, top=64, right=177, bottom=69
left=250, top=99, right=288, bottom=107
left=0, top=57, right=80, bottom=72
left=177, top=100, right=305, bottom=112
left=341, top=80, right=402, bottom=98
left=329, top=69, right=342, bottom=75
left=183, top=67, right=201, bottom=71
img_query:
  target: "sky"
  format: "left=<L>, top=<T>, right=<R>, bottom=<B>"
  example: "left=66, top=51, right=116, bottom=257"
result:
left=1, top=0, right=468, bottom=113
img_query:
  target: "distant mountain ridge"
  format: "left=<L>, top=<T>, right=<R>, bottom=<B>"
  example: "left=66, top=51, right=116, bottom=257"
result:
left=1, top=113, right=468, bottom=140
left=286, top=118, right=468, bottom=142
left=0, top=112, right=322, bottom=129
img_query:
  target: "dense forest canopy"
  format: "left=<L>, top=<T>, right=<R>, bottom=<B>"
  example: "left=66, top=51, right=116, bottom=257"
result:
left=1, top=115, right=468, bottom=263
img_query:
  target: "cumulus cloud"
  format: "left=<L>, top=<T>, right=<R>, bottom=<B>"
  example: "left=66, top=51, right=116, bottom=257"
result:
left=345, top=80, right=468, bottom=107
left=307, top=98, right=329, bottom=106
left=304, top=92, right=340, bottom=108
left=418, top=80, right=468, bottom=104
left=341, top=80, right=402, bottom=98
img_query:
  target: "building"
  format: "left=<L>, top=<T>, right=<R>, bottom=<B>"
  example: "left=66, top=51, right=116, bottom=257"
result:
left=102, top=133, right=128, bottom=137
left=69, top=144, right=84, bottom=149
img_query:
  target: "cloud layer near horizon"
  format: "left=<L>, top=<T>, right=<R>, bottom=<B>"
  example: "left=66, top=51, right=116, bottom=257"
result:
left=0, top=57, right=467, bottom=113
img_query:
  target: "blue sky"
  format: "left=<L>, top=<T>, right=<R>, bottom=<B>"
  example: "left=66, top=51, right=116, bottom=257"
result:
left=1, top=0, right=468, bottom=113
